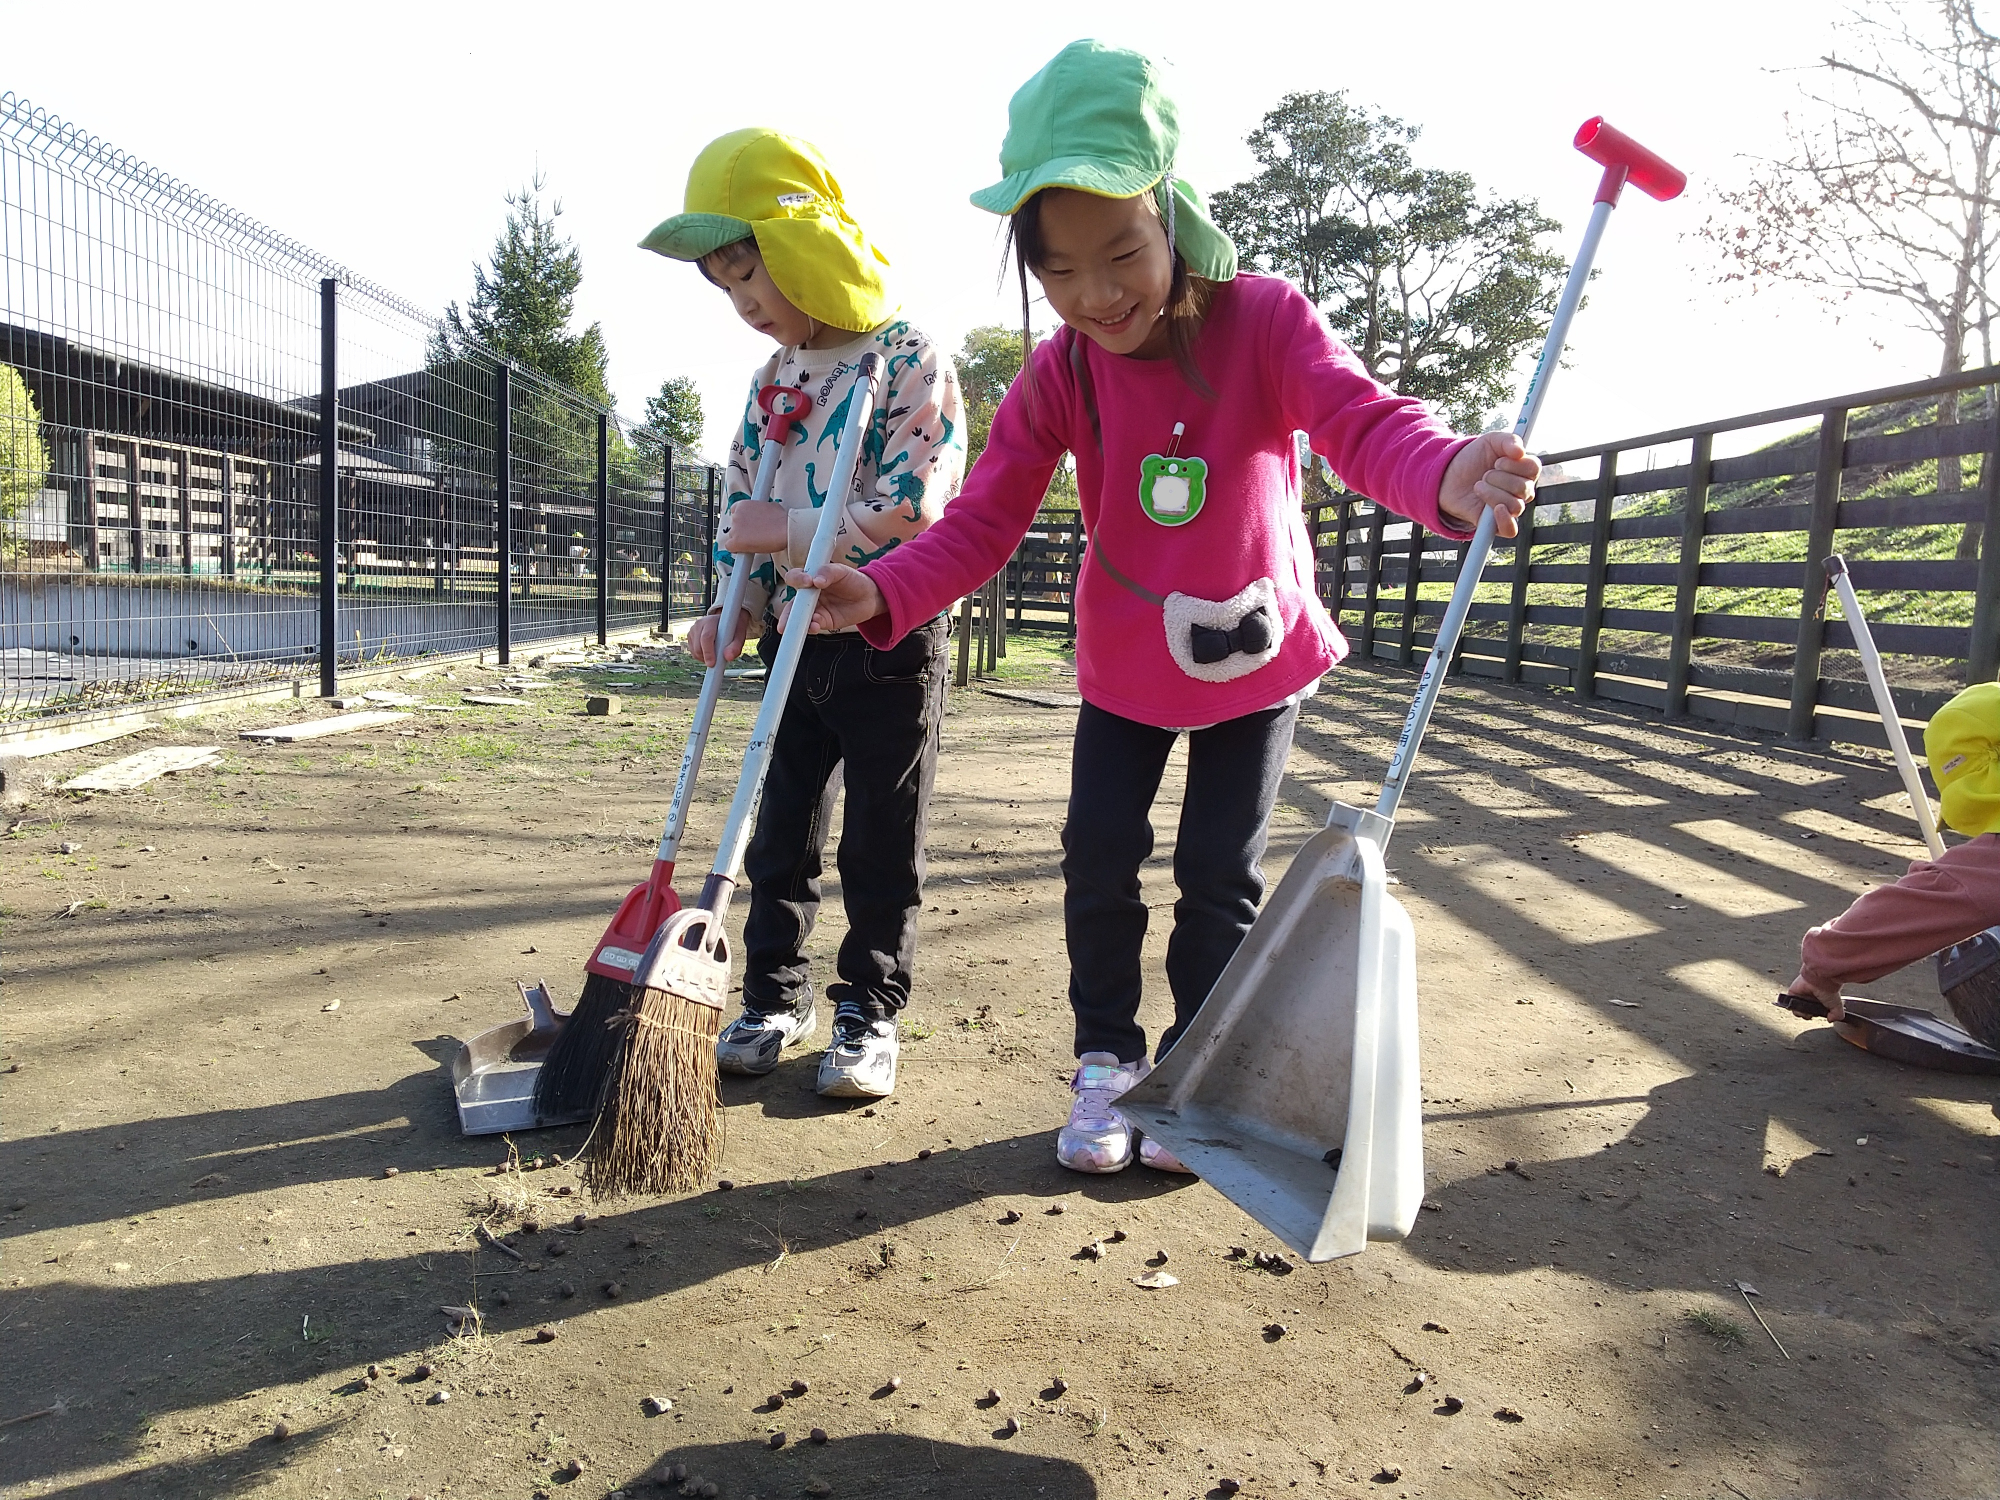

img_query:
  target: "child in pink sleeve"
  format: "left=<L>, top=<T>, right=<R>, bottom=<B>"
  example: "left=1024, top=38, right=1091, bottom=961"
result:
left=1789, top=682, right=2000, bottom=1023
left=789, top=42, right=1536, bottom=1175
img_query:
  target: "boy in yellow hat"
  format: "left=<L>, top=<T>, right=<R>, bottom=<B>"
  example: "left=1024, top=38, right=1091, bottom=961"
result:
left=1787, top=680, right=2000, bottom=1030
left=642, top=128, right=965, bottom=1097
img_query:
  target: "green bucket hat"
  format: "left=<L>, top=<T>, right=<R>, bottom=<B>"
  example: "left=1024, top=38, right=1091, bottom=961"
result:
left=641, top=128, right=895, bottom=333
left=970, top=40, right=1236, bottom=282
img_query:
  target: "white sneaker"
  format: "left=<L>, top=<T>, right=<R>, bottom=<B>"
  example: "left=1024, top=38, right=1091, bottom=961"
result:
left=1137, top=1134, right=1194, bottom=1174
left=715, top=996, right=817, bottom=1076
left=1056, top=1052, right=1150, bottom=1174
left=817, top=1006, right=899, bottom=1098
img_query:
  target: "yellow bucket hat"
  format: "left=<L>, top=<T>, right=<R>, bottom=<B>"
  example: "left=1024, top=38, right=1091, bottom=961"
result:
left=641, top=128, right=894, bottom=334
left=1926, top=681, right=2000, bottom=837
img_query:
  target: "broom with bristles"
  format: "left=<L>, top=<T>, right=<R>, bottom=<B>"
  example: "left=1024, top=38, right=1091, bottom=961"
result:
left=584, top=352, right=884, bottom=1196
left=532, top=383, right=817, bottom=1125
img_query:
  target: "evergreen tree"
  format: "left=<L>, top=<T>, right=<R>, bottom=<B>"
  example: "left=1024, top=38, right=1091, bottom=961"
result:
left=437, top=175, right=612, bottom=408
left=952, top=326, right=1077, bottom=514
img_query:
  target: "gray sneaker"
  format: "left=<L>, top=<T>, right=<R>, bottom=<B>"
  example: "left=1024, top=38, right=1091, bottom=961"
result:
left=715, top=995, right=817, bottom=1076
left=816, top=1006, right=899, bottom=1098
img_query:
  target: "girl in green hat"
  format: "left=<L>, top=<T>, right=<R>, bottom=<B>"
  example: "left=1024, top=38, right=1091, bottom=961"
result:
left=788, top=43, right=1537, bottom=1171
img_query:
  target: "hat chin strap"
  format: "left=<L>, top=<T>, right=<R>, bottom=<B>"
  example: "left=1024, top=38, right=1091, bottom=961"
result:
left=1162, top=170, right=1178, bottom=262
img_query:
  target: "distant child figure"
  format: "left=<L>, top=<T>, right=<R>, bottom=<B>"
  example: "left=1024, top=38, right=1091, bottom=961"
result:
left=787, top=43, right=1534, bottom=1170
left=642, top=128, right=965, bottom=1098
left=1788, top=680, right=2000, bottom=1030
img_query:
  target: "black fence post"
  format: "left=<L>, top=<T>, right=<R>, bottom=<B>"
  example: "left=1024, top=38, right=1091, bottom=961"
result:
left=595, top=412, right=610, bottom=646
left=1665, top=431, right=1712, bottom=716
left=1576, top=451, right=1619, bottom=699
left=1970, top=393, right=2000, bottom=684
left=668, top=446, right=684, bottom=636
left=1789, top=408, right=1849, bottom=739
left=318, top=277, right=338, bottom=698
left=712, top=468, right=728, bottom=612
left=495, top=362, right=512, bottom=667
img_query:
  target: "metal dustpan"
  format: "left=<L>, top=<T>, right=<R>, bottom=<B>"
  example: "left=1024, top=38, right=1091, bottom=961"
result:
left=1776, top=991, right=2000, bottom=1075
left=452, top=982, right=591, bottom=1135
left=1124, top=118, right=1687, bottom=1263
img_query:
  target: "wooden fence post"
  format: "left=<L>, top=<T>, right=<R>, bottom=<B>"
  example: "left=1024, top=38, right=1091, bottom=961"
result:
left=1664, top=431, right=1712, bottom=716
left=1358, top=504, right=1387, bottom=661
left=1398, top=524, right=1425, bottom=666
left=1971, top=392, right=2000, bottom=684
left=1327, top=496, right=1353, bottom=628
left=1789, top=408, right=1849, bottom=739
left=1576, top=451, right=1619, bottom=698
left=1504, top=499, right=1534, bottom=683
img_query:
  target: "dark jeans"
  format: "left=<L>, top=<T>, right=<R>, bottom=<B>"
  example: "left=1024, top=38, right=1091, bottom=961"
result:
left=741, top=615, right=949, bottom=1021
left=1062, top=697, right=1299, bottom=1063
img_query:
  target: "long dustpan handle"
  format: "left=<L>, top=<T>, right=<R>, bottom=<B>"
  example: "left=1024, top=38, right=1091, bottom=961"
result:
left=1825, top=554, right=1946, bottom=860
left=655, top=385, right=812, bottom=867
left=1371, top=119, right=1686, bottom=846
left=695, top=351, right=883, bottom=915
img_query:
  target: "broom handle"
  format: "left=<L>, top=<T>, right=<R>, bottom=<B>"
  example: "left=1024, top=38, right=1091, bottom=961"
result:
left=696, top=352, right=883, bottom=915
left=655, top=412, right=794, bottom=867
left=1370, top=197, right=1616, bottom=843
left=1825, top=554, right=1946, bottom=860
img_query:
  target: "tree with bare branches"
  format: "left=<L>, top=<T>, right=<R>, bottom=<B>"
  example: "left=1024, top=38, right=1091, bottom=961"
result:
left=1698, top=0, right=2000, bottom=553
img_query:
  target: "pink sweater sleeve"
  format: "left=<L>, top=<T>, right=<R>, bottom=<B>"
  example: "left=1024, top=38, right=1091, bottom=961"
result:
left=857, top=346, right=1067, bottom=648
left=1270, top=285, right=1474, bottom=538
left=1798, top=835, right=2000, bottom=990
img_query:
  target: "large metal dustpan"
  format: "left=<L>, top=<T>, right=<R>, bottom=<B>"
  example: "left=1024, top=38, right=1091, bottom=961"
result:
left=1121, top=805, right=1420, bottom=1261
left=1775, top=991, right=2000, bottom=1075
left=1124, top=118, right=1687, bottom=1263
left=452, top=982, right=592, bottom=1135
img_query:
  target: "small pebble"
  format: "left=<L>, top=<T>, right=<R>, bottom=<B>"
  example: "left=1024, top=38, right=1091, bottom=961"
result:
left=553, top=1184, right=574, bottom=1197
left=572, top=1212, right=587, bottom=1230
left=1263, top=1322, right=1289, bottom=1340
left=1046, top=1203, right=1065, bottom=1216
left=522, top=1219, right=541, bottom=1235
left=534, top=1326, right=557, bottom=1343
left=809, top=1427, right=829, bottom=1444
left=790, top=1379, right=809, bottom=1396
left=667, top=1464, right=686, bottom=1481
left=382, top=1166, right=399, bottom=1179
left=1051, top=1376, right=1068, bottom=1396
left=888, top=1375, right=903, bottom=1390
left=717, top=1179, right=736, bottom=1191
left=271, top=1420, right=291, bottom=1442
left=768, top=1431, right=787, bottom=1449
left=986, top=1387, right=1002, bottom=1404
left=558, top=1281, right=576, bottom=1299
left=427, top=1389, right=451, bottom=1405
left=805, top=1482, right=833, bottom=1498
left=1438, top=1394, right=1465, bottom=1414
left=1004, top=1415, right=1021, bottom=1435
left=413, top=1363, right=435, bottom=1380
left=603, top=1281, right=623, bottom=1298
left=1374, top=1467, right=1403, bottom=1484
left=493, top=1289, right=511, bottom=1308
left=558, top=1457, right=582, bottom=1479
left=1000, top=1210, right=1022, bottom=1225
left=862, top=1168, right=875, bottom=1181
left=1106, top=1229, right=1127, bottom=1243
left=700, top=1484, right=718, bottom=1499
left=366, top=1364, right=384, bottom=1381
left=770, top=1392, right=787, bottom=1408
left=917, top=1148, right=932, bottom=1160
left=628, top=1234, right=650, bottom=1249
left=642, top=1395, right=673, bottom=1416
left=1494, top=1406, right=1525, bottom=1423
left=1218, top=1482, right=1242, bottom=1497
left=547, top=1241, right=568, bottom=1257
left=59, top=842, right=79, bottom=855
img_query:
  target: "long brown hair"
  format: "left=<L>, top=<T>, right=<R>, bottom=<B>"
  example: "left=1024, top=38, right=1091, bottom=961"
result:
left=1008, top=187, right=1218, bottom=406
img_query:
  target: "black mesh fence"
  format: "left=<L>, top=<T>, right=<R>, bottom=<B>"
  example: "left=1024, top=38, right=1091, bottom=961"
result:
left=0, top=91, right=719, bottom=724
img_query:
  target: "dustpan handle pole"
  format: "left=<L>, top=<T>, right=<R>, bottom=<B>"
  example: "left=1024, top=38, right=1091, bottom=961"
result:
left=1826, top=554, right=1947, bottom=860
left=654, top=439, right=786, bottom=866
left=1372, top=198, right=1616, bottom=836
left=698, top=352, right=883, bottom=913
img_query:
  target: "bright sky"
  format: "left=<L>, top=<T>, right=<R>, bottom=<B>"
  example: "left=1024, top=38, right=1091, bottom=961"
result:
left=9, top=0, right=1936, bottom=463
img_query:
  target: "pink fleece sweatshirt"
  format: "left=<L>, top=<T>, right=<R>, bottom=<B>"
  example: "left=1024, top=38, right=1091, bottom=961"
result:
left=857, top=274, right=1472, bottom=727
left=1799, top=834, right=2000, bottom=991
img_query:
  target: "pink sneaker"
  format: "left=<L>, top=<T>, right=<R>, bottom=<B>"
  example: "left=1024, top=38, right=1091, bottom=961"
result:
left=1055, top=1052, right=1149, bottom=1173
left=1137, top=1134, right=1195, bottom=1174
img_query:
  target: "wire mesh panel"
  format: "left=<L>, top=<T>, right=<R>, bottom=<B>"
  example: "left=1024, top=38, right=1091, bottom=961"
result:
left=0, top=91, right=674, bottom=725
left=667, top=459, right=718, bottom=622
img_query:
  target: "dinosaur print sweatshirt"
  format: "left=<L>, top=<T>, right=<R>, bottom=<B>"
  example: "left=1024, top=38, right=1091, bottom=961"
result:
left=716, top=319, right=964, bottom=632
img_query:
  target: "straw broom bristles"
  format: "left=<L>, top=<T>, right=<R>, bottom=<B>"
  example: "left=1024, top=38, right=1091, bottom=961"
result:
left=583, top=983, right=725, bottom=1198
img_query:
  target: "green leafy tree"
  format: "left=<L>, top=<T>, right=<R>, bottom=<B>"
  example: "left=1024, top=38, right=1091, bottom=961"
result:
left=634, top=375, right=704, bottom=463
left=1212, top=92, right=1565, bottom=431
left=953, top=326, right=1077, bottom=514
left=1, top=363, right=48, bottom=530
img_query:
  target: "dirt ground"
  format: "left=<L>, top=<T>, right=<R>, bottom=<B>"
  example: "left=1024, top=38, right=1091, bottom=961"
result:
left=4, top=635, right=1997, bottom=1500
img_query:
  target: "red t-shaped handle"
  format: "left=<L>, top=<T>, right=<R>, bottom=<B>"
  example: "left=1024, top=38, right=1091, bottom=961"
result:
left=757, top=384, right=814, bottom=445
left=1575, top=117, right=1686, bottom=206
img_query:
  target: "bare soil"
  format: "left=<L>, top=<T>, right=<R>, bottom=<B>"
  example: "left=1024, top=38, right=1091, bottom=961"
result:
left=3, top=641, right=1996, bottom=1500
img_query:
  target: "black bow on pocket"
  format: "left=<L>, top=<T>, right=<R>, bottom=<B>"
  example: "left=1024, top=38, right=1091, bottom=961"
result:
left=1189, top=606, right=1274, bottom=665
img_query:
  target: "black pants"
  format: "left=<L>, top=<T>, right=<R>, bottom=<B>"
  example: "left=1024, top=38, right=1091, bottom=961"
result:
left=741, top=615, right=949, bottom=1021
left=1062, top=697, right=1299, bottom=1063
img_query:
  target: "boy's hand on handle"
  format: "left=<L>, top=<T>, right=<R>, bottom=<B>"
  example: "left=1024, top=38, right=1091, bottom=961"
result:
left=1786, top=974, right=1846, bottom=1022
left=1439, top=432, right=1539, bottom=538
left=688, top=606, right=753, bottom=667
left=778, top=564, right=887, bottom=634
left=719, top=501, right=791, bottom=556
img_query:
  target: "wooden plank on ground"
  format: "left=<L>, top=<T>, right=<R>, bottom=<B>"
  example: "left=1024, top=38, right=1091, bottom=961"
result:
left=240, top=711, right=411, bottom=743
left=5, top=717, right=153, bottom=760
left=63, top=746, right=222, bottom=792
left=981, top=687, right=1083, bottom=709
left=462, top=694, right=529, bottom=707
